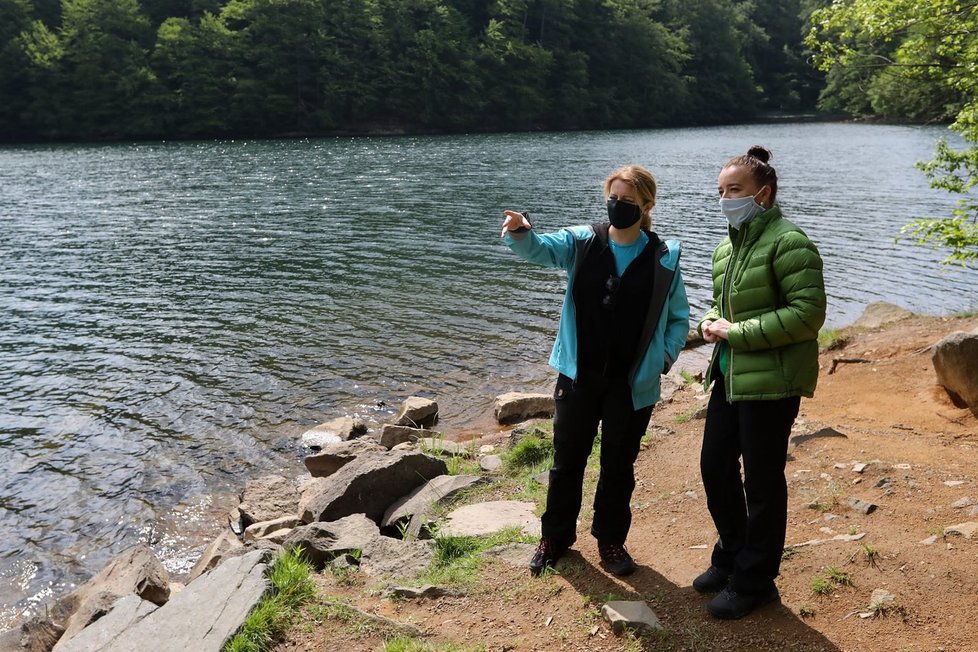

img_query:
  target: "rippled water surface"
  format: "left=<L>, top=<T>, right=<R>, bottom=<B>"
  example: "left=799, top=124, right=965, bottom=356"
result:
left=1, top=124, right=975, bottom=625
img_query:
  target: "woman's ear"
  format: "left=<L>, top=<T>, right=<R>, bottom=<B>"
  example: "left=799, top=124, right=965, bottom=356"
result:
left=757, top=186, right=772, bottom=208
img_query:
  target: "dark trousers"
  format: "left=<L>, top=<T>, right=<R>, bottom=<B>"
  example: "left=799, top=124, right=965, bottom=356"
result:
left=700, top=370, right=800, bottom=594
left=541, top=374, right=654, bottom=548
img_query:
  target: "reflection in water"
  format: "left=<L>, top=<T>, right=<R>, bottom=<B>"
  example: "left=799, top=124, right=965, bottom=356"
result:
left=0, top=124, right=975, bottom=626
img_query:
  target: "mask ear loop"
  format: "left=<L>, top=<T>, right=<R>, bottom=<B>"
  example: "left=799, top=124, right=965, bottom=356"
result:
left=753, top=186, right=768, bottom=209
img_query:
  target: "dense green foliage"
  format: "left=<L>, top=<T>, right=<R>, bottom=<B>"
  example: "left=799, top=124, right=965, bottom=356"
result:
left=0, top=0, right=825, bottom=141
left=808, top=0, right=978, bottom=266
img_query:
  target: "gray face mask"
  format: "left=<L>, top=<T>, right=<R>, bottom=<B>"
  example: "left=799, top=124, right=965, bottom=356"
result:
left=719, top=188, right=766, bottom=229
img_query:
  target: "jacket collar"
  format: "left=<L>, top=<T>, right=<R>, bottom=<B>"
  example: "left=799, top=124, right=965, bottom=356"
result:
left=728, top=205, right=781, bottom=245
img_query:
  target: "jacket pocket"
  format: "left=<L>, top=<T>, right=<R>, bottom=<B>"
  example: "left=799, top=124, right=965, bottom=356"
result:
left=554, top=374, right=573, bottom=401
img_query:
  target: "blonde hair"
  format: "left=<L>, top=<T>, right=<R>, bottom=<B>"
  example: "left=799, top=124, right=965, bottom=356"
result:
left=603, top=165, right=657, bottom=230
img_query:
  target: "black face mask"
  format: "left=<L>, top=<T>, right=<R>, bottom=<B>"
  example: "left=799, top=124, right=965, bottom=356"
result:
left=607, top=199, right=641, bottom=229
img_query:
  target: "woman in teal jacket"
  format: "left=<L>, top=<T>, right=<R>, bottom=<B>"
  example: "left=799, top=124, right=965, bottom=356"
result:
left=695, top=146, right=826, bottom=619
left=500, top=165, right=690, bottom=577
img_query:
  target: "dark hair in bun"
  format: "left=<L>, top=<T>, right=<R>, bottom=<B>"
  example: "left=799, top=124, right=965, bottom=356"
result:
left=723, top=145, right=778, bottom=205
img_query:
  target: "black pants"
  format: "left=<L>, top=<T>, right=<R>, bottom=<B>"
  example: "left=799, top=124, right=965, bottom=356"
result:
left=700, top=370, right=800, bottom=594
left=541, top=374, right=654, bottom=549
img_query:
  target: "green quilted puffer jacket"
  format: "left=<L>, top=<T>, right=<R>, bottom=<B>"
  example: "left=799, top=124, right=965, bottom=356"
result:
left=698, top=205, right=826, bottom=401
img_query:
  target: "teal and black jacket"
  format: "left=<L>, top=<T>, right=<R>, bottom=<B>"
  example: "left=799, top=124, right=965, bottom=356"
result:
left=506, top=223, right=690, bottom=409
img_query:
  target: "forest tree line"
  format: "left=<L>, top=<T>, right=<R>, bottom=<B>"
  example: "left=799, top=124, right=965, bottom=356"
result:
left=0, top=0, right=970, bottom=143
left=0, top=0, right=835, bottom=141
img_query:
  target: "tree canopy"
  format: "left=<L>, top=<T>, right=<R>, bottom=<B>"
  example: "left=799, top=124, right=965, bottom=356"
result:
left=808, top=0, right=978, bottom=266
left=0, top=0, right=825, bottom=141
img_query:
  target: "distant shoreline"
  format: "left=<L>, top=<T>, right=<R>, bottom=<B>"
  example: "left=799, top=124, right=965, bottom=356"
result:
left=1, top=113, right=946, bottom=147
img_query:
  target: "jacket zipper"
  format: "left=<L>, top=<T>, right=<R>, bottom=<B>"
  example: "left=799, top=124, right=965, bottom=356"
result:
left=722, top=228, right=745, bottom=401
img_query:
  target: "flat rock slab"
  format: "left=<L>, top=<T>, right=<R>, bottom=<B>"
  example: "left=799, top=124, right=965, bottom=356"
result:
left=439, top=501, right=540, bottom=537
left=55, top=594, right=158, bottom=652
left=61, top=550, right=270, bottom=652
left=600, top=601, right=662, bottom=634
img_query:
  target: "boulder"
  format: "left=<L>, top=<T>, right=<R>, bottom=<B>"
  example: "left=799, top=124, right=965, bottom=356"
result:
left=56, top=550, right=270, bottom=652
left=47, top=543, right=170, bottom=645
left=301, top=450, right=448, bottom=524
left=931, top=330, right=978, bottom=416
left=188, top=530, right=244, bottom=582
left=53, top=595, right=157, bottom=652
left=381, top=475, right=485, bottom=537
left=237, top=475, right=299, bottom=527
left=493, top=392, right=555, bottom=425
left=282, top=515, right=380, bottom=569
left=380, top=425, right=427, bottom=449
left=304, top=438, right=386, bottom=477
left=394, top=397, right=439, bottom=429
left=299, top=416, right=367, bottom=450
left=853, top=302, right=913, bottom=329
left=359, top=536, right=435, bottom=578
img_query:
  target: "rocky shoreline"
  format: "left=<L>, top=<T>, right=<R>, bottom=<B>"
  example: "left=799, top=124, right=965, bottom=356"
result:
left=3, top=302, right=976, bottom=651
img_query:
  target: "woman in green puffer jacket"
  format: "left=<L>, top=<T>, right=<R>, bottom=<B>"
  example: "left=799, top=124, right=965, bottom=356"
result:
left=693, top=146, right=826, bottom=620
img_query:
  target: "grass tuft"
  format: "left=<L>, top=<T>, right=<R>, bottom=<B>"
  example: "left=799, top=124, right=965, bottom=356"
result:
left=224, top=547, right=316, bottom=652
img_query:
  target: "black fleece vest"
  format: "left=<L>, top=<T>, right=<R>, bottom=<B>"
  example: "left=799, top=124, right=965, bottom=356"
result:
left=572, top=224, right=659, bottom=381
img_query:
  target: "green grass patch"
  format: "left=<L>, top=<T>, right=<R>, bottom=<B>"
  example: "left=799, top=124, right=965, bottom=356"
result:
left=418, top=527, right=535, bottom=588
left=383, top=637, right=487, bottom=652
left=809, top=575, right=832, bottom=596
left=673, top=404, right=701, bottom=424
left=818, top=328, right=848, bottom=351
left=826, top=566, right=854, bottom=586
left=503, top=435, right=554, bottom=473
left=224, top=547, right=316, bottom=652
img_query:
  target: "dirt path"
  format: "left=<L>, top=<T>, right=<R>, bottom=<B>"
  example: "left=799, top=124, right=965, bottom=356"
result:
left=276, top=314, right=978, bottom=652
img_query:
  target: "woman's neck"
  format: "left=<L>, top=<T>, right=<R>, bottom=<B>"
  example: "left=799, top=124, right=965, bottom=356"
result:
left=609, top=223, right=642, bottom=245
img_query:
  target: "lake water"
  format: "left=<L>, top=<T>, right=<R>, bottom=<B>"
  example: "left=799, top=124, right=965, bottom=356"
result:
left=1, top=123, right=975, bottom=626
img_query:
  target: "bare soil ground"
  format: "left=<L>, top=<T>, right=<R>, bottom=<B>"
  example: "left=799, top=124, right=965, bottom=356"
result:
left=275, top=314, right=978, bottom=652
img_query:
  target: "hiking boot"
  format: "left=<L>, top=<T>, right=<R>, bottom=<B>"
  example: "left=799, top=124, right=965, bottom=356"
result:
left=598, top=542, right=636, bottom=576
left=529, top=537, right=567, bottom=576
left=692, top=565, right=730, bottom=594
left=706, top=585, right=780, bottom=620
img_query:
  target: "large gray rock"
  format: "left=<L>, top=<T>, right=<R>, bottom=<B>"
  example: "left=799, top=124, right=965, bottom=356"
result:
left=932, top=330, right=978, bottom=416
left=55, top=550, right=270, bottom=652
left=299, top=416, right=367, bottom=450
left=282, top=515, right=380, bottom=569
left=188, top=529, right=244, bottom=582
left=394, top=396, right=439, bottom=428
left=853, top=302, right=913, bottom=329
left=238, top=475, right=300, bottom=527
left=54, top=595, right=157, bottom=652
left=381, top=475, right=485, bottom=538
left=44, top=543, right=170, bottom=645
left=493, top=392, right=555, bottom=424
left=359, top=536, right=434, bottom=578
left=380, top=425, right=427, bottom=449
left=300, top=450, right=448, bottom=524
left=304, top=438, right=386, bottom=477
